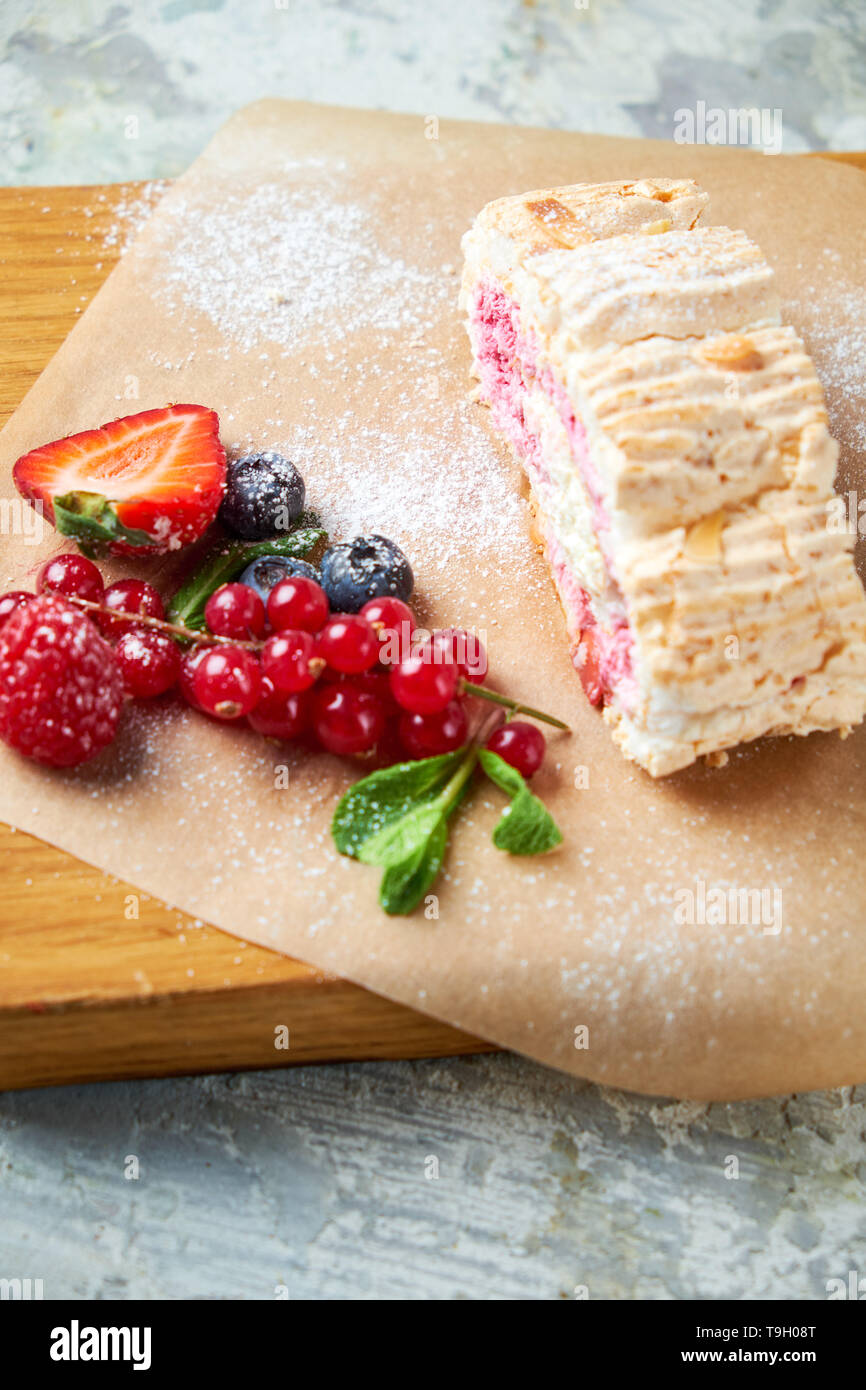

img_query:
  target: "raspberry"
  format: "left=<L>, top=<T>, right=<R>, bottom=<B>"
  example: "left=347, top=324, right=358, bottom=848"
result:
left=0, top=592, right=32, bottom=627
left=0, top=594, right=124, bottom=767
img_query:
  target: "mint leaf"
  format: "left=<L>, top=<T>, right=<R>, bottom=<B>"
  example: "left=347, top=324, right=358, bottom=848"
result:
left=378, top=817, right=448, bottom=916
left=478, top=748, right=563, bottom=856
left=332, top=749, right=466, bottom=859
left=358, top=801, right=449, bottom=869
left=167, top=522, right=326, bottom=630
left=54, top=491, right=155, bottom=554
left=332, top=746, right=478, bottom=915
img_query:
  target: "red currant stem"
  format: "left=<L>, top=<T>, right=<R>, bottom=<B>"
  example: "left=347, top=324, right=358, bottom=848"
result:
left=434, top=722, right=500, bottom=815
left=65, top=599, right=570, bottom=724
left=66, top=596, right=263, bottom=650
left=470, top=705, right=506, bottom=748
left=431, top=709, right=504, bottom=812
left=438, top=747, right=482, bottom=811
left=420, top=711, right=500, bottom=818
left=460, top=680, right=570, bottom=731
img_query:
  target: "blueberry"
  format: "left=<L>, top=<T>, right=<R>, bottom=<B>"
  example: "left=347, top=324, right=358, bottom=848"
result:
left=219, top=452, right=305, bottom=540
left=319, top=534, right=413, bottom=613
left=238, top=555, right=320, bottom=605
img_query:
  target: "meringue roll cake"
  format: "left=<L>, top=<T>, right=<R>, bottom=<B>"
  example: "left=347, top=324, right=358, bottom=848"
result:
left=460, top=178, right=866, bottom=776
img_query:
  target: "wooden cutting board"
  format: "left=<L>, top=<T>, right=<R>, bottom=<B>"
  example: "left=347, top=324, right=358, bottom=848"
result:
left=1, top=157, right=861, bottom=1091
left=0, top=180, right=498, bottom=1089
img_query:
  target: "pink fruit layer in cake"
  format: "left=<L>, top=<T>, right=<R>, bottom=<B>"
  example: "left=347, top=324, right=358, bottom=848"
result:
left=470, top=276, right=636, bottom=708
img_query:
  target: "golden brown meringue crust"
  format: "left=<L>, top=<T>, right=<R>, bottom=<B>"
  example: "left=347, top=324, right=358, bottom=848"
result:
left=461, top=178, right=866, bottom=776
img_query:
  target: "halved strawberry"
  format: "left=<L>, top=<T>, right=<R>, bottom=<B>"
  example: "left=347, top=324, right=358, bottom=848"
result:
left=13, top=404, right=226, bottom=557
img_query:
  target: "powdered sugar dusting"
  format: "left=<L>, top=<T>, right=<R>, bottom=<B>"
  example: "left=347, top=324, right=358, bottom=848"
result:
left=786, top=249, right=866, bottom=459
left=99, top=180, right=170, bottom=252
left=106, top=166, right=530, bottom=576
left=155, top=179, right=452, bottom=353
left=253, top=404, right=524, bottom=572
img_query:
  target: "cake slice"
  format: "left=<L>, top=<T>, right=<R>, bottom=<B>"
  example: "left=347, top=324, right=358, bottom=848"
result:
left=460, top=179, right=866, bottom=776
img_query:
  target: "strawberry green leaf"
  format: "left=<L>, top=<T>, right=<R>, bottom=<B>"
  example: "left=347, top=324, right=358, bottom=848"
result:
left=478, top=748, right=563, bottom=856
left=53, top=491, right=155, bottom=554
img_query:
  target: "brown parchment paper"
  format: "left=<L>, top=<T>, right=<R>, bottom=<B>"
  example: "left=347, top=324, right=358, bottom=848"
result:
left=1, top=100, right=865, bottom=1100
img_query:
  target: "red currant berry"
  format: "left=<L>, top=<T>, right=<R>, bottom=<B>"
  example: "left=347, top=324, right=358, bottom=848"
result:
left=267, top=576, right=329, bottom=634
left=345, top=669, right=399, bottom=715
left=317, top=614, right=378, bottom=674
left=248, top=678, right=312, bottom=739
left=360, top=597, right=415, bottom=665
left=371, top=720, right=407, bottom=768
left=399, top=700, right=468, bottom=759
left=97, top=579, right=165, bottom=638
left=261, top=629, right=323, bottom=693
left=485, top=720, right=546, bottom=778
left=193, top=646, right=261, bottom=720
left=312, top=683, right=386, bottom=756
left=115, top=630, right=181, bottom=699
left=37, top=552, right=104, bottom=604
left=360, top=596, right=415, bottom=632
left=178, top=646, right=208, bottom=711
left=389, top=650, right=457, bottom=714
left=430, top=627, right=488, bottom=684
left=205, top=583, right=265, bottom=640
left=0, top=592, right=32, bottom=627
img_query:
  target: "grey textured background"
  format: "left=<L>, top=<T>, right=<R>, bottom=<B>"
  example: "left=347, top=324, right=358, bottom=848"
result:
left=1, top=0, right=866, bottom=1301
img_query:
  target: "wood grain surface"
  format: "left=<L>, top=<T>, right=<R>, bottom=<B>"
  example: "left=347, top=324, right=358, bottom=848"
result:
left=1, top=158, right=862, bottom=1091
